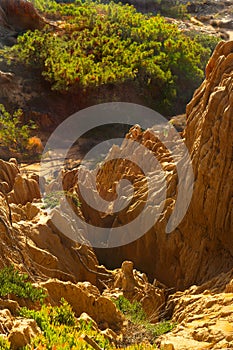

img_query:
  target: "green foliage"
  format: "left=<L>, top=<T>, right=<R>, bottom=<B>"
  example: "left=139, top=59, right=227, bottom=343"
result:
left=152, top=0, right=189, bottom=19
left=21, top=299, right=110, bottom=349
left=187, top=32, right=221, bottom=53
left=0, top=337, right=11, bottom=350
left=20, top=298, right=75, bottom=329
left=0, top=104, right=37, bottom=153
left=52, top=298, right=76, bottom=327
left=6, top=1, right=210, bottom=114
left=114, top=295, right=146, bottom=323
left=42, top=191, right=81, bottom=209
left=114, top=295, right=175, bottom=340
left=0, top=265, right=46, bottom=303
left=31, top=0, right=61, bottom=14
left=146, top=320, right=176, bottom=337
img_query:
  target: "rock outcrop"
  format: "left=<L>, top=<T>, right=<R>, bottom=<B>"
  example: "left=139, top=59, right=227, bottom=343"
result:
left=0, top=307, right=41, bottom=350
left=40, top=279, right=124, bottom=331
left=0, top=0, right=45, bottom=31
left=159, top=269, right=233, bottom=349
left=103, top=261, right=165, bottom=323
left=0, top=158, right=41, bottom=204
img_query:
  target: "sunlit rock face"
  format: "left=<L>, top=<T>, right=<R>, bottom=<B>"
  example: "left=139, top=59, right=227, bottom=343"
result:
left=0, top=0, right=45, bottom=31
left=68, top=41, right=233, bottom=289
left=158, top=268, right=233, bottom=350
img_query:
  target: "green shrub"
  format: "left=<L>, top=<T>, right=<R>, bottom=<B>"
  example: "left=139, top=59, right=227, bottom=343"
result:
left=0, top=104, right=37, bottom=153
left=187, top=32, right=221, bottom=53
left=6, top=1, right=210, bottom=114
left=114, top=295, right=146, bottom=323
left=31, top=0, right=59, bottom=13
left=146, top=320, right=176, bottom=337
left=20, top=298, right=75, bottom=328
left=21, top=300, right=110, bottom=349
left=0, top=265, right=46, bottom=303
left=114, top=295, right=175, bottom=340
left=52, top=298, right=76, bottom=327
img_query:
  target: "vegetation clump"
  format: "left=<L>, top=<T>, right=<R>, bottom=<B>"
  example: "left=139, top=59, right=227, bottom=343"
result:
left=114, top=295, right=175, bottom=345
left=42, top=190, right=81, bottom=209
left=0, top=337, right=11, bottom=350
left=0, top=104, right=37, bottom=154
left=114, top=295, right=147, bottom=323
left=5, top=0, right=215, bottom=114
left=20, top=299, right=111, bottom=349
left=0, top=265, right=46, bottom=302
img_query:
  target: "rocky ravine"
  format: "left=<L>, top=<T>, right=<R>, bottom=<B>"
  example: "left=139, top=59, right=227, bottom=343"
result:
left=0, top=40, right=232, bottom=349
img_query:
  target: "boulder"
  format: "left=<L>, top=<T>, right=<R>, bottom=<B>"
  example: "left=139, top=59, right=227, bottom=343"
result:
left=40, top=279, right=124, bottom=331
left=8, top=318, right=41, bottom=350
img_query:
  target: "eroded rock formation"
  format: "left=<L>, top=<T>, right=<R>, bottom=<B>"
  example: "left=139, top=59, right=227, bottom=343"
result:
left=0, top=157, right=162, bottom=343
left=69, top=41, right=233, bottom=290
left=0, top=158, right=104, bottom=287
left=0, top=308, right=41, bottom=350
left=40, top=279, right=124, bottom=331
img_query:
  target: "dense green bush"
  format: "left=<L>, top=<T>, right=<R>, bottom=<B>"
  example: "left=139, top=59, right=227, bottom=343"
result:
left=31, top=0, right=61, bottom=14
left=186, top=32, right=221, bottom=53
left=6, top=0, right=212, bottom=114
left=0, top=265, right=46, bottom=302
left=20, top=298, right=76, bottom=329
